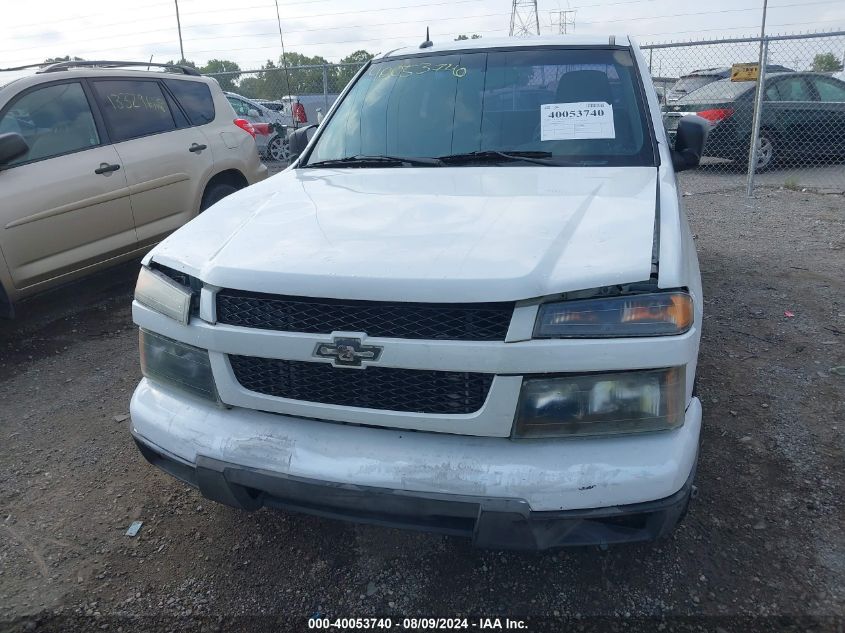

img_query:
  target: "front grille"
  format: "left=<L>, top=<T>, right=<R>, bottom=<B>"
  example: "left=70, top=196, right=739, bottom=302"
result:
left=216, top=290, right=513, bottom=341
left=229, top=356, right=494, bottom=414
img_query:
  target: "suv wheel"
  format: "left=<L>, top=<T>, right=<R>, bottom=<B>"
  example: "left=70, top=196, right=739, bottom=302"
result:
left=200, top=183, right=237, bottom=211
left=268, top=135, right=291, bottom=162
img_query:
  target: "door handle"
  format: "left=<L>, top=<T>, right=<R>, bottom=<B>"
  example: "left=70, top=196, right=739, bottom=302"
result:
left=94, top=162, right=121, bottom=175
left=189, top=143, right=207, bottom=153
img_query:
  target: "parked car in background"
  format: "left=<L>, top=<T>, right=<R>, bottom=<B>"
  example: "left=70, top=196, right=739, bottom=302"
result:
left=666, top=64, right=794, bottom=102
left=258, top=96, right=308, bottom=129
left=664, top=72, right=845, bottom=170
left=225, top=92, right=290, bottom=161
left=0, top=61, right=267, bottom=316
left=130, top=34, right=708, bottom=549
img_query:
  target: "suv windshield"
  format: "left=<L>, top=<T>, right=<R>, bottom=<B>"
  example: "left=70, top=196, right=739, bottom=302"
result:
left=304, top=48, right=654, bottom=167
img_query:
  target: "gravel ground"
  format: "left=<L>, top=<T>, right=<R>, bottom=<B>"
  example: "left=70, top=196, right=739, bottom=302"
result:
left=0, top=181, right=843, bottom=633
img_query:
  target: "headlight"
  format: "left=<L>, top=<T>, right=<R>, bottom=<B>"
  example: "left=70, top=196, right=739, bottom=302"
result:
left=514, top=367, right=685, bottom=438
left=134, top=265, right=198, bottom=325
left=139, top=329, right=219, bottom=403
left=534, top=292, right=693, bottom=338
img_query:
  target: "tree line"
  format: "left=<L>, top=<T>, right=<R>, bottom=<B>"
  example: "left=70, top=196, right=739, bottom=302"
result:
left=165, top=51, right=374, bottom=98
left=43, top=43, right=842, bottom=102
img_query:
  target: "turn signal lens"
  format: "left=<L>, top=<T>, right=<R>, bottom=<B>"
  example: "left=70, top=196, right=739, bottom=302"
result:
left=134, top=266, right=194, bottom=325
left=534, top=292, right=693, bottom=338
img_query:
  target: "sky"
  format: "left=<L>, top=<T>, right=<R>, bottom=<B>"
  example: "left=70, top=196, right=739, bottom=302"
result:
left=1, top=0, right=843, bottom=74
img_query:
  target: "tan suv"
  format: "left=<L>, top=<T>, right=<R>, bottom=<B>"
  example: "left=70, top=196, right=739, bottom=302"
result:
left=0, top=61, right=267, bottom=316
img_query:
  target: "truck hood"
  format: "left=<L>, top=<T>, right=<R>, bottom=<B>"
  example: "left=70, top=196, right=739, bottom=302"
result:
left=150, top=166, right=659, bottom=303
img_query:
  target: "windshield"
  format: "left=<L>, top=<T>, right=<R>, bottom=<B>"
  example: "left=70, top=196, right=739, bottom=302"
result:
left=669, top=75, right=716, bottom=97
left=304, top=48, right=655, bottom=167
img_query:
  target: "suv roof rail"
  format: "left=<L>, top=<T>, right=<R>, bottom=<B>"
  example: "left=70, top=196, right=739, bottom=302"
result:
left=27, top=60, right=201, bottom=76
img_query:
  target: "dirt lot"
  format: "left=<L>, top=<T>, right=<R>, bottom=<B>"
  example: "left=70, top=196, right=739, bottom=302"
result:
left=1, top=182, right=843, bottom=633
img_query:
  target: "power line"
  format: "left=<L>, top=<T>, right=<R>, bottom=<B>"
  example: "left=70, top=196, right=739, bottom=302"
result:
left=637, top=18, right=845, bottom=40
left=573, top=0, right=844, bottom=27
left=182, top=28, right=511, bottom=55
left=183, top=12, right=509, bottom=42
left=7, top=0, right=176, bottom=30
left=1, top=8, right=507, bottom=57
left=0, top=0, right=491, bottom=58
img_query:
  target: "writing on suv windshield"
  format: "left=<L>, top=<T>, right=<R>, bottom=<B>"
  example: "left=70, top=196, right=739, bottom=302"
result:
left=304, top=48, right=654, bottom=168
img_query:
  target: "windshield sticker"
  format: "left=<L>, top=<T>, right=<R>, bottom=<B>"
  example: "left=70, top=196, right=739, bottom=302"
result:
left=375, top=63, right=467, bottom=79
left=540, top=102, right=615, bottom=141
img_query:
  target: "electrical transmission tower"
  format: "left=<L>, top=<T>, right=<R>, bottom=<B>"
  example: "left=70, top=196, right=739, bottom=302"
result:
left=551, top=10, right=576, bottom=34
left=509, top=0, right=540, bottom=37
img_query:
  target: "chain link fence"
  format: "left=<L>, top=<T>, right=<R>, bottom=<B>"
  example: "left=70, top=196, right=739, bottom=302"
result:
left=643, top=31, right=845, bottom=194
left=206, top=31, right=845, bottom=193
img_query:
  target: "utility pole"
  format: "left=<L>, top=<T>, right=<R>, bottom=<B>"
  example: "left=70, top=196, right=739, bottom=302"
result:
left=274, top=0, right=295, bottom=115
left=174, top=0, right=185, bottom=62
left=746, top=0, right=769, bottom=197
left=551, top=10, right=576, bottom=34
left=510, top=0, right=540, bottom=37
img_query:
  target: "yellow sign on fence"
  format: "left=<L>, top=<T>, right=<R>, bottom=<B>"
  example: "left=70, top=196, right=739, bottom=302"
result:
left=731, top=63, right=760, bottom=81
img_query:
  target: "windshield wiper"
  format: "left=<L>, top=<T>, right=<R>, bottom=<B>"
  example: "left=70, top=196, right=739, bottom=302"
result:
left=438, top=150, right=557, bottom=166
left=306, top=155, right=443, bottom=168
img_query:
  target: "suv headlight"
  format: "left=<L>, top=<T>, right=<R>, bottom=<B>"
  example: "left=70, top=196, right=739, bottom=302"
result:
left=139, top=329, right=219, bottom=403
left=534, top=292, right=693, bottom=338
left=134, top=265, right=199, bottom=325
left=514, top=367, right=685, bottom=438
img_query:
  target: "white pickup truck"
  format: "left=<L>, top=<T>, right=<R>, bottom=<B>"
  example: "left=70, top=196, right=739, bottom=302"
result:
left=130, top=34, right=708, bottom=549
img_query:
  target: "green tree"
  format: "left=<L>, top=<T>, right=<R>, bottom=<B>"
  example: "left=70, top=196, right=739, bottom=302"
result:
left=454, top=34, right=481, bottom=41
left=335, top=50, right=374, bottom=90
left=164, top=59, right=199, bottom=72
left=271, top=52, right=330, bottom=95
left=201, top=59, right=241, bottom=92
left=811, top=52, right=844, bottom=72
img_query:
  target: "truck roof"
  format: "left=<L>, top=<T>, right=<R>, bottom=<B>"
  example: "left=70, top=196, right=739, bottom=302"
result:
left=380, top=34, right=634, bottom=59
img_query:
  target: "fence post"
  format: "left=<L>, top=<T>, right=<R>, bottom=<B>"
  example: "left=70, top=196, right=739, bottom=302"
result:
left=648, top=48, right=653, bottom=74
left=322, top=65, right=329, bottom=113
left=746, top=38, right=769, bottom=197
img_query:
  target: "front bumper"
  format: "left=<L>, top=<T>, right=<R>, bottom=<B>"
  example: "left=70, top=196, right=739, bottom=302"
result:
left=130, top=380, right=701, bottom=549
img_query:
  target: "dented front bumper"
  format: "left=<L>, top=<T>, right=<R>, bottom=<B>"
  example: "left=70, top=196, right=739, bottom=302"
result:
left=130, top=379, right=701, bottom=548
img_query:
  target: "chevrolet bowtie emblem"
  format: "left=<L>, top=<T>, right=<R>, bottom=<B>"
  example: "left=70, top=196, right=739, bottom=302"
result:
left=313, top=336, right=383, bottom=368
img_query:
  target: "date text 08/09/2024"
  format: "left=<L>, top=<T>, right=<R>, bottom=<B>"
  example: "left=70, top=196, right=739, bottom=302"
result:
left=307, top=617, right=528, bottom=630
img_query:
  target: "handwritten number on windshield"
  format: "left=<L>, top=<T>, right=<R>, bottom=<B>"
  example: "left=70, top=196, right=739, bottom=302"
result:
left=376, top=63, right=467, bottom=79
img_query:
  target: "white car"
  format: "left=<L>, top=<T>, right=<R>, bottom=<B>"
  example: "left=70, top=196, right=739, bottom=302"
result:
left=130, top=35, right=708, bottom=549
left=224, top=92, right=289, bottom=161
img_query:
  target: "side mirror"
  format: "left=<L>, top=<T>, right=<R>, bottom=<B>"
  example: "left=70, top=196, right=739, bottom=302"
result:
left=289, top=124, right=319, bottom=161
left=247, top=108, right=260, bottom=118
left=0, top=133, right=29, bottom=167
left=671, top=115, right=709, bottom=172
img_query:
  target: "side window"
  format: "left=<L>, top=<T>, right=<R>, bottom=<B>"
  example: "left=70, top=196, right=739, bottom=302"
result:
left=813, top=77, right=845, bottom=103
left=767, top=77, right=813, bottom=102
left=164, top=79, right=216, bottom=125
left=92, top=80, right=176, bottom=142
left=0, top=82, right=99, bottom=165
left=227, top=97, right=249, bottom=116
